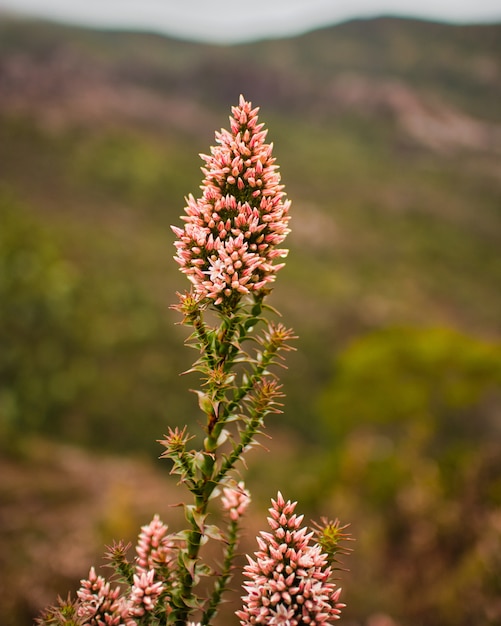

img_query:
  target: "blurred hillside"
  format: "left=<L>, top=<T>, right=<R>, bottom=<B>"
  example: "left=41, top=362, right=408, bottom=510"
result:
left=1, top=14, right=501, bottom=626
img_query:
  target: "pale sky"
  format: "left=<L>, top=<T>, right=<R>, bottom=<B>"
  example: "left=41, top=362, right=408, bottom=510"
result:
left=1, top=0, right=500, bottom=43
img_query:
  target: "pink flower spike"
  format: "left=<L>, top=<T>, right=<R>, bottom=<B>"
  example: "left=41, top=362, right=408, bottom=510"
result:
left=76, top=567, right=124, bottom=625
left=128, top=569, right=165, bottom=617
left=236, top=493, right=345, bottom=625
left=222, top=481, right=251, bottom=521
left=136, top=514, right=175, bottom=574
left=172, top=96, right=290, bottom=307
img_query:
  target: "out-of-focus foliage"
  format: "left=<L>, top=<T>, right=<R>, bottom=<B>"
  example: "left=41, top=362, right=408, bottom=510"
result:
left=73, top=130, right=200, bottom=208
left=0, top=189, right=80, bottom=440
left=0, top=189, right=190, bottom=453
left=314, top=327, right=501, bottom=625
left=319, top=326, right=501, bottom=442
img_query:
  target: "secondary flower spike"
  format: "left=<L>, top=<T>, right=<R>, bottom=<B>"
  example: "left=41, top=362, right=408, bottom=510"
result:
left=172, top=95, right=291, bottom=306
left=222, top=481, right=251, bottom=521
left=237, top=493, right=346, bottom=625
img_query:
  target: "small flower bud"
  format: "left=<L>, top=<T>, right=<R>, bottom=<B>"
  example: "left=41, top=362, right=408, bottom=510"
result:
left=221, top=481, right=251, bottom=521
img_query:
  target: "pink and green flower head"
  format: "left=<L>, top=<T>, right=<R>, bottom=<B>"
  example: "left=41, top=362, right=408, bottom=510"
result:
left=172, top=95, right=291, bottom=308
left=221, top=481, right=251, bottom=521
left=135, top=514, right=175, bottom=573
left=236, top=493, right=345, bottom=625
left=76, top=567, right=126, bottom=625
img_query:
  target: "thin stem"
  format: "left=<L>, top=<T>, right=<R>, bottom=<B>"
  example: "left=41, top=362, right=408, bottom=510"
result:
left=192, top=310, right=217, bottom=370
left=214, top=311, right=240, bottom=366
left=173, top=304, right=289, bottom=623
left=172, top=497, right=207, bottom=626
left=172, top=312, right=243, bottom=625
left=202, top=518, right=240, bottom=626
left=214, top=406, right=265, bottom=486
left=230, top=348, right=275, bottom=410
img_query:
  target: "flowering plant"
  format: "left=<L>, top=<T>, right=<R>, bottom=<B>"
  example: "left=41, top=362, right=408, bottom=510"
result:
left=38, top=96, right=350, bottom=626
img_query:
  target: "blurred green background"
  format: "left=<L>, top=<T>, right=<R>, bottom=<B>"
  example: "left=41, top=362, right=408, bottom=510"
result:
left=0, top=14, right=500, bottom=625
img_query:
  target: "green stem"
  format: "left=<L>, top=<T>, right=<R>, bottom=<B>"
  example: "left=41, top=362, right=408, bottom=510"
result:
left=173, top=302, right=280, bottom=623
left=202, top=518, right=240, bottom=626
left=209, top=332, right=280, bottom=485
left=172, top=497, right=207, bottom=626
left=192, top=311, right=216, bottom=370
left=214, top=405, right=265, bottom=485
left=215, top=311, right=240, bottom=365
left=172, top=311, right=242, bottom=625
left=231, top=347, right=275, bottom=408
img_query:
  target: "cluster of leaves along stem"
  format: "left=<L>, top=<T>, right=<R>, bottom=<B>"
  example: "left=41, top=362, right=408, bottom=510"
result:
left=160, top=291, right=295, bottom=624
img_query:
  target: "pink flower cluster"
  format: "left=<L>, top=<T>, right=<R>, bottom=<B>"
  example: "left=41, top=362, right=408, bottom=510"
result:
left=127, top=570, right=164, bottom=620
left=221, top=481, right=251, bottom=521
left=172, top=95, right=291, bottom=306
left=77, top=515, right=174, bottom=625
left=136, top=514, right=175, bottom=573
left=76, top=566, right=126, bottom=625
left=236, top=493, right=345, bottom=625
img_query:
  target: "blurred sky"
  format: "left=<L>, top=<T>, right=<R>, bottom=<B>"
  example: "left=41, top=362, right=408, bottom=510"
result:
left=1, top=0, right=500, bottom=43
